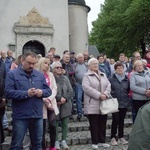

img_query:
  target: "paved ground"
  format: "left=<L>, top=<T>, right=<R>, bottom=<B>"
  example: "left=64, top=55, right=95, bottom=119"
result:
left=3, top=108, right=132, bottom=150
left=69, top=143, right=128, bottom=150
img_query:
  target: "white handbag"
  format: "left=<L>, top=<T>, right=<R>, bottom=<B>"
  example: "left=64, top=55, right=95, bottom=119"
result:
left=100, top=94, right=119, bottom=115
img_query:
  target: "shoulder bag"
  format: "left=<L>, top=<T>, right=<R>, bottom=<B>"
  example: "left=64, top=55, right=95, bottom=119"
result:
left=100, top=94, right=119, bottom=115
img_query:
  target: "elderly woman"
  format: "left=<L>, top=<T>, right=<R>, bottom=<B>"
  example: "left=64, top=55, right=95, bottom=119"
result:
left=36, top=57, right=58, bottom=150
left=130, top=60, right=150, bottom=117
left=52, top=62, right=73, bottom=150
left=109, top=62, right=130, bottom=146
left=82, top=58, right=111, bottom=149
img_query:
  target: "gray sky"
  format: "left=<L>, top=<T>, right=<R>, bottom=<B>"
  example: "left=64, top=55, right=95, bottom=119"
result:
left=85, top=0, right=105, bottom=32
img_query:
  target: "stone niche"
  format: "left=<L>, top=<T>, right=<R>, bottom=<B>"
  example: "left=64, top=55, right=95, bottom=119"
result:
left=13, top=7, right=54, bottom=56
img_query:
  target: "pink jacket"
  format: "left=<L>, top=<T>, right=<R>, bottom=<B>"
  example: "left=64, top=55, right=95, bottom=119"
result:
left=82, top=69, right=111, bottom=115
left=43, top=72, right=59, bottom=119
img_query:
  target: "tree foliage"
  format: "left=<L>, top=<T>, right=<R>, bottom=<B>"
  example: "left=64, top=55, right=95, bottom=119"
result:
left=89, top=0, right=150, bottom=59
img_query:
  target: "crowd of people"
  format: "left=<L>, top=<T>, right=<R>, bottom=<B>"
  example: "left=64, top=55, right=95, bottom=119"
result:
left=0, top=48, right=150, bottom=150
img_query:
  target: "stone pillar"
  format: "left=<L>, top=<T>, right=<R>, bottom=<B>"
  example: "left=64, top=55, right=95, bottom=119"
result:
left=68, top=3, right=90, bottom=54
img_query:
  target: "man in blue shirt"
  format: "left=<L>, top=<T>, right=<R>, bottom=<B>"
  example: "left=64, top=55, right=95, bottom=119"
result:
left=5, top=51, right=51, bottom=150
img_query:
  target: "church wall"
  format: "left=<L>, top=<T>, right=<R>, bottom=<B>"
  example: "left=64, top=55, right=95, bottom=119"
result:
left=0, top=0, right=69, bottom=57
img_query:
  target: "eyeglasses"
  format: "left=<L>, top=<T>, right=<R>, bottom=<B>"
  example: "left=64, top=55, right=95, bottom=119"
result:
left=55, top=67, right=62, bottom=69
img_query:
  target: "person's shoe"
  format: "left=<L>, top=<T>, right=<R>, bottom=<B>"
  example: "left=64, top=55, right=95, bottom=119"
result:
left=61, top=140, right=69, bottom=150
left=3, top=126, right=13, bottom=132
left=55, top=141, right=60, bottom=150
left=92, top=144, right=98, bottom=149
left=77, top=114, right=82, bottom=121
left=98, top=143, right=110, bottom=148
left=111, top=138, right=118, bottom=146
left=118, top=137, right=128, bottom=145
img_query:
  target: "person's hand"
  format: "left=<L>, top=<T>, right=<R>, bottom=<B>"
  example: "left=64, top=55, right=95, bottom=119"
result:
left=0, top=98, right=6, bottom=108
left=145, top=90, right=150, bottom=97
left=100, top=94, right=107, bottom=100
left=62, top=69, right=66, bottom=74
left=43, top=98, right=53, bottom=110
left=60, top=97, right=66, bottom=104
left=28, top=88, right=36, bottom=97
left=43, top=98, right=50, bottom=106
left=35, top=89, right=43, bottom=97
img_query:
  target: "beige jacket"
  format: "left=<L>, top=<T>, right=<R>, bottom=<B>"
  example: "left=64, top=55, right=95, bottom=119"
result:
left=43, top=72, right=59, bottom=119
left=82, top=69, right=111, bottom=115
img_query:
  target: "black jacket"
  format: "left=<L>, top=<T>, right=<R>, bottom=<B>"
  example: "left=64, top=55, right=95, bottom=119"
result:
left=0, top=60, right=6, bottom=116
left=109, top=74, right=130, bottom=108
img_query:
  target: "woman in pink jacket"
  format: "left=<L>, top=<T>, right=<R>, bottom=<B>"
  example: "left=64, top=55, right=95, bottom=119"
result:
left=82, top=58, right=111, bottom=149
left=37, top=57, right=59, bottom=150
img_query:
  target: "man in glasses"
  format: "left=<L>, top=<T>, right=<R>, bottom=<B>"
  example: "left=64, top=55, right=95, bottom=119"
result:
left=5, top=51, right=51, bottom=150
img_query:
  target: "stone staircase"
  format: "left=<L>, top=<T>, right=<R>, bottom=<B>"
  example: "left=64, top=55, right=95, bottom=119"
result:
left=2, top=107, right=133, bottom=150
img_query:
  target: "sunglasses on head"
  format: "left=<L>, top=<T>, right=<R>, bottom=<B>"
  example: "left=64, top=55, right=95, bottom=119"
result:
left=55, top=66, right=62, bottom=69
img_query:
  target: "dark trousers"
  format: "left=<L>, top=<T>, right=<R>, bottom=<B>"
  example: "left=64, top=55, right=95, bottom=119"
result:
left=130, top=98, right=136, bottom=123
left=88, top=114, right=107, bottom=144
left=43, top=110, right=56, bottom=149
left=133, top=100, right=149, bottom=118
left=111, top=108, right=127, bottom=139
left=0, top=116, right=4, bottom=150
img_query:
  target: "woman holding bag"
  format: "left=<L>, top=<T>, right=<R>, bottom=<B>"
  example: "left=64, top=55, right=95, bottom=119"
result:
left=82, top=58, right=111, bottom=149
left=109, top=62, right=130, bottom=146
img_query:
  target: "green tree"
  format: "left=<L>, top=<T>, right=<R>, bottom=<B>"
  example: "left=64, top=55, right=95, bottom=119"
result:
left=89, top=0, right=150, bottom=59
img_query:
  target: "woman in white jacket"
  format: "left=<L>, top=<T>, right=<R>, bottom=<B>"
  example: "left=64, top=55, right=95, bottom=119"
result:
left=82, top=58, right=111, bottom=149
left=37, top=57, right=59, bottom=150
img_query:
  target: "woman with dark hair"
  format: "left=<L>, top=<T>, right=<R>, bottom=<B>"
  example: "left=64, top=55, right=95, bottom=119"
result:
left=97, top=54, right=111, bottom=78
left=109, top=62, right=130, bottom=146
left=143, top=50, right=150, bottom=68
left=10, top=54, right=22, bottom=70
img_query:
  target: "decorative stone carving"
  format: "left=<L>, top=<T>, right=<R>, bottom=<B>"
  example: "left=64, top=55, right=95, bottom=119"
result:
left=19, top=7, right=49, bottom=26
left=13, top=7, right=54, bottom=56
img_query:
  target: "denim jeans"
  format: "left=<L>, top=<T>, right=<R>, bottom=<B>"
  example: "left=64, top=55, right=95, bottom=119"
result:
left=75, top=83, right=83, bottom=114
left=2, top=113, right=8, bottom=129
left=10, top=118, right=43, bottom=150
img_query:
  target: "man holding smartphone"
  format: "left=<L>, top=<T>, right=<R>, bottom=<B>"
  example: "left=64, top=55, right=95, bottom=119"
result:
left=5, top=51, right=51, bottom=150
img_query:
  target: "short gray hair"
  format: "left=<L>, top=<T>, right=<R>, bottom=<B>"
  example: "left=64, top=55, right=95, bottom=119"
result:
left=76, top=53, right=84, bottom=58
left=88, top=58, right=98, bottom=66
left=51, top=61, right=62, bottom=69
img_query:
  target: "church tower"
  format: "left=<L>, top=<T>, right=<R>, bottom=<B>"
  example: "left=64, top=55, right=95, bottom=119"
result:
left=68, top=0, right=90, bottom=54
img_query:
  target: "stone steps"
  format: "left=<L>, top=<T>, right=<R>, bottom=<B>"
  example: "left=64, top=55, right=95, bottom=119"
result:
left=3, top=127, right=131, bottom=149
left=69, top=144, right=128, bottom=150
left=3, top=108, right=133, bottom=149
left=68, top=118, right=132, bottom=132
left=56, top=127, right=131, bottom=145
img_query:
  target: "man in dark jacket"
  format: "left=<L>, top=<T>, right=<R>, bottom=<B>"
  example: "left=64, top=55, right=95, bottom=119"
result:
left=0, top=60, right=6, bottom=150
left=5, top=50, right=15, bottom=74
left=5, top=51, right=51, bottom=150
